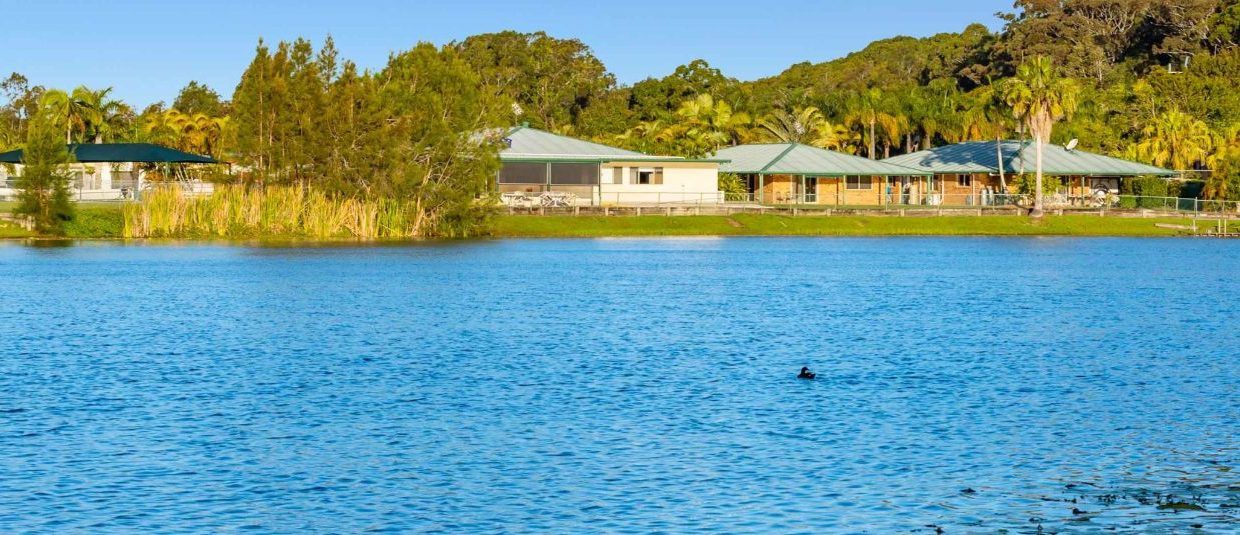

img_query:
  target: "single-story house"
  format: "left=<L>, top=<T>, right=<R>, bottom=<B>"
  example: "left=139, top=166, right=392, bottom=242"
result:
left=0, top=143, right=219, bottom=201
left=713, top=143, right=931, bottom=205
left=881, top=140, right=1177, bottom=206
left=497, top=126, right=724, bottom=206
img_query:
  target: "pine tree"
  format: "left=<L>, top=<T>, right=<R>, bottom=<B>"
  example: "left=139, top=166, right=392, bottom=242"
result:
left=15, top=106, right=74, bottom=234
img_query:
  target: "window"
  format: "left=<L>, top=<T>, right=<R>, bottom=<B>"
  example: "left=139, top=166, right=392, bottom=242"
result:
left=499, top=162, right=547, bottom=184
left=845, top=176, right=872, bottom=190
left=957, top=175, right=973, bottom=187
left=548, top=163, right=598, bottom=185
left=631, top=167, right=664, bottom=185
left=609, top=167, right=624, bottom=185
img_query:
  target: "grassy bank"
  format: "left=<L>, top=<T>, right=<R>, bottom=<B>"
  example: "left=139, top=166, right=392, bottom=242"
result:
left=490, top=214, right=1202, bottom=238
left=0, top=221, right=34, bottom=238
left=1, top=202, right=1208, bottom=240
left=0, top=202, right=125, bottom=239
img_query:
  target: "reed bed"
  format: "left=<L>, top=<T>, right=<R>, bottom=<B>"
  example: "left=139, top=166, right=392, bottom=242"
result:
left=122, top=185, right=426, bottom=239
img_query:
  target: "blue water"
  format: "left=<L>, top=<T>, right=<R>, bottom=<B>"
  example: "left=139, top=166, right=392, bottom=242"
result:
left=1, top=238, right=1238, bottom=533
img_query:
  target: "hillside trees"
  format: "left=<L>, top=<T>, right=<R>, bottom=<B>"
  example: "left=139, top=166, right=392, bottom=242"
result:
left=452, top=31, right=613, bottom=130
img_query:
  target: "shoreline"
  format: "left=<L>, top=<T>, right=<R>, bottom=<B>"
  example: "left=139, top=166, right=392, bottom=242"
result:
left=1, top=213, right=1218, bottom=241
left=487, top=214, right=1209, bottom=238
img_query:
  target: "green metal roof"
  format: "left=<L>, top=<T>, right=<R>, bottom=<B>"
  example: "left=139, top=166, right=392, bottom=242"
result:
left=881, top=140, right=1177, bottom=177
left=713, top=143, right=930, bottom=176
left=500, top=126, right=695, bottom=163
left=0, top=143, right=218, bottom=164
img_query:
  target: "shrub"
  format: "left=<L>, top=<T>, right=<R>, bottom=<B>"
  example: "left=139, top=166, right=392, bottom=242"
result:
left=718, top=173, right=748, bottom=201
left=64, top=207, right=124, bottom=238
left=1127, top=177, right=1170, bottom=209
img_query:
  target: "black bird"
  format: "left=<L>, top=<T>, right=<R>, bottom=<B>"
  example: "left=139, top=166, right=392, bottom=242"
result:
left=797, top=367, right=816, bottom=380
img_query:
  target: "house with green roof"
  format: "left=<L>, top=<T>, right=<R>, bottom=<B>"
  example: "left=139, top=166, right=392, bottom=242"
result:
left=882, top=140, right=1176, bottom=206
left=497, top=126, right=725, bottom=205
left=0, top=143, right=220, bottom=201
left=713, top=143, right=930, bottom=205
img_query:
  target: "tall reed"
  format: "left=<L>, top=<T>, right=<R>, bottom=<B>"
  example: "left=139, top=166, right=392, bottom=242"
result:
left=122, top=185, right=428, bottom=239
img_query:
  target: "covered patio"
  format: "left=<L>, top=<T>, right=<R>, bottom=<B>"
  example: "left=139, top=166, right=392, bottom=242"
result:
left=713, top=143, right=932, bottom=206
left=882, top=140, right=1178, bottom=207
left=0, top=143, right=220, bottom=201
left=496, top=126, right=724, bottom=207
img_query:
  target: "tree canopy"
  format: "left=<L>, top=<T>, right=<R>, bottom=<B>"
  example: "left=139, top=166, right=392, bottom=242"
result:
left=5, top=0, right=1240, bottom=209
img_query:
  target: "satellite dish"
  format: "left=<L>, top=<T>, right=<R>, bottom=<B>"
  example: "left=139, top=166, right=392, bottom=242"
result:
left=1065, top=139, right=1079, bottom=151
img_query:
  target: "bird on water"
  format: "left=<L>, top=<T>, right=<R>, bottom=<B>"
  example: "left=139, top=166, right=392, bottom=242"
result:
left=797, top=367, right=816, bottom=380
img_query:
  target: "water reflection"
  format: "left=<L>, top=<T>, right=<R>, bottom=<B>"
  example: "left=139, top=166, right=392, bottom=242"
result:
left=0, top=238, right=1237, bottom=532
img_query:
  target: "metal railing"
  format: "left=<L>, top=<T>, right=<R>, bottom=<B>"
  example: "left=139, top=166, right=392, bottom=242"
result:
left=496, top=190, right=1240, bottom=216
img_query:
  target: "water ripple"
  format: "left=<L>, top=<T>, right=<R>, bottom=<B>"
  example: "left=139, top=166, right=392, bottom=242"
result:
left=0, top=237, right=1237, bottom=533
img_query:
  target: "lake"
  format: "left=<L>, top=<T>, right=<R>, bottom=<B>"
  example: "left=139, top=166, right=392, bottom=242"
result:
left=1, top=237, right=1237, bottom=533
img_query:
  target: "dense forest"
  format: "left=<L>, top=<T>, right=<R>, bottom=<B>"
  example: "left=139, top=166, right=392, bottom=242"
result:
left=4, top=0, right=1240, bottom=232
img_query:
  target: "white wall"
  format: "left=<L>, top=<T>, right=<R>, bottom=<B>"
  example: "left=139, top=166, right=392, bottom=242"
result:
left=0, top=162, right=214, bottom=201
left=598, top=163, right=721, bottom=204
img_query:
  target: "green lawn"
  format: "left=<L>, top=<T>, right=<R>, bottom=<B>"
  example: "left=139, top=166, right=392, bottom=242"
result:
left=490, top=214, right=1202, bottom=238
left=0, top=201, right=1207, bottom=239
left=1, top=201, right=124, bottom=239
left=0, top=221, right=34, bottom=238
left=0, top=200, right=122, bottom=212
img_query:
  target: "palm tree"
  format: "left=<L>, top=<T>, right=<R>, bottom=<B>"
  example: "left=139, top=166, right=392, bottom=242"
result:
left=878, top=112, right=909, bottom=159
left=615, top=119, right=663, bottom=154
left=35, top=86, right=126, bottom=144
left=901, top=86, right=955, bottom=151
left=1135, top=110, right=1213, bottom=172
left=970, top=81, right=1016, bottom=194
left=74, top=87, right=127, bottom=143
left=845, top=88, right=903, bottom=159
left=756, top=106, right=850, bottom=151
left=38, top=89, right=92, bottom=144
left=142, top=109, right=231, bottom=158
left=1001, top=57, right=1080, bottom=217
left=675, top=94, right=751, bottom=150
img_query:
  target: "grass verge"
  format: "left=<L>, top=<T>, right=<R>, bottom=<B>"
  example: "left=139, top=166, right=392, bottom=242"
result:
left=0, top=204, right=1208, bottom=240
left=0, top=221, right=35, bottom=238
left=490, top=214, right=1202, bottom=238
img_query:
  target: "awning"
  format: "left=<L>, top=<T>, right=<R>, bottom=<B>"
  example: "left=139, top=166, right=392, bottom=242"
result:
left=0, top=143, right=218, bottom=164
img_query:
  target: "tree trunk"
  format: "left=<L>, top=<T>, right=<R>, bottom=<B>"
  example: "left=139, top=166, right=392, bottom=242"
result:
left=868, top=120, right=876, bottom=160
left=1032, top=138, right=1045, bottom=217
left=996, top=136, right=1007, bottom=194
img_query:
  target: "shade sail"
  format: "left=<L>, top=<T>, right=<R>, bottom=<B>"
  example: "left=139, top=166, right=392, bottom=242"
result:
left=0, top=143, right=218, bottom=164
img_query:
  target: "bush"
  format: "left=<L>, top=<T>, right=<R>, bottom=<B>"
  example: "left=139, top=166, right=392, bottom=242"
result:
left=64, top=206, right=124, bottom=238
left=1012, top=174, right=1064, bottom=195
left=718, top=173, right=748, bottom=201
left=1128, top=177, right=1170, bottom=209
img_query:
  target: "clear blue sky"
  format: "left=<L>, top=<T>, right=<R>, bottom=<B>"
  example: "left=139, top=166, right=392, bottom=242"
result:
left=2, top=0, right=1010, bottom=107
